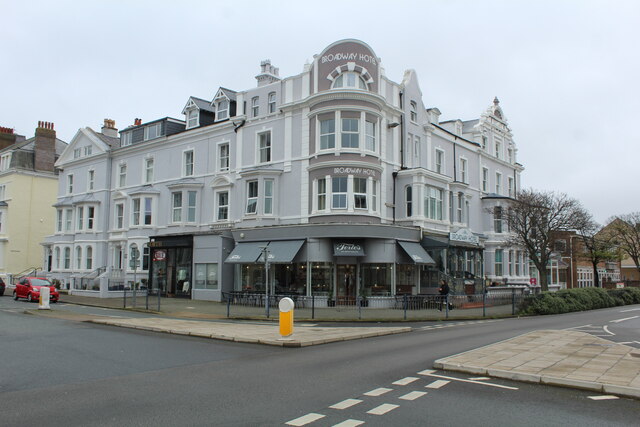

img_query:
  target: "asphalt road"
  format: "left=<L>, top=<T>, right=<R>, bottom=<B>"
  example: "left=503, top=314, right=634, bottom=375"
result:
left=1, top=296, right=639, bottom=426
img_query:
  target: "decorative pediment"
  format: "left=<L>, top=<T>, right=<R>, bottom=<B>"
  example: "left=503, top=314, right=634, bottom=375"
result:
left=211, top=176, right=234, bottom=188
left=55, top=128, right=110, bottom=167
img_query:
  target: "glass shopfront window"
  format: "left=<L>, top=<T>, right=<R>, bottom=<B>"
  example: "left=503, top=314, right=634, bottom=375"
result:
left=360, top=263, right=392, bottom=296
left=194, top=263, right=218, bottom=289
left=396, top=264, right=417, bottom=295
left=240, top=264, right=266, bottom=292
left=311, top=262, right=333, bottom=296
left=272, top=263, right=307, bottom=295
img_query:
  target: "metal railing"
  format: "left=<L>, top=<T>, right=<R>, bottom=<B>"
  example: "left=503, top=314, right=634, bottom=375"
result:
left=74, top=267, right=106, bottom=290
left=221, top=288, right=528, bottom=320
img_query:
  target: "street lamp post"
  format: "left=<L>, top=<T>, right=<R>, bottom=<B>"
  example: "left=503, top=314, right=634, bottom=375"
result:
left=260, top=246, right=270, bottom=317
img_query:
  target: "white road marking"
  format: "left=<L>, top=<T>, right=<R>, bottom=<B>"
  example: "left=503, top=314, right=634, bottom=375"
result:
left=588, top=395, right=619, bottom=400
left=329, top=399, right=362, bottom=410
left=468, top=377, right=491, bottom=381
left=565, top=324, right=593, bottom=329
left=603, top=326, right=615, bottom=336
left=285, top=413, right=325, bottom=426
left=610, top=316, right=639, bottom=323
left=417, top=369, right=436, bottom=376
left=393, top=376, right=419, bottom=385
left=367, top=403, right=399, bottom=415
left=399, top=391, right=428, bottom=400
left=426, top=380, right=450, bottom=389
left=332, top=420, right=364, bottom=427
left=620, top=308, right=640, bottom=312
left=420, top=372, right=519, bottom=390
left=364, top=387, right=393, bottom=397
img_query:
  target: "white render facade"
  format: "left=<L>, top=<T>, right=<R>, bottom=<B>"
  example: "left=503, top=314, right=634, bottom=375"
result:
left=43, top=39, right=529, bottom=301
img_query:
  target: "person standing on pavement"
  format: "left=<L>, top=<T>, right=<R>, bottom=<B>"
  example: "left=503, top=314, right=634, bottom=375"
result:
left=438, top=279, right=450, bottom=311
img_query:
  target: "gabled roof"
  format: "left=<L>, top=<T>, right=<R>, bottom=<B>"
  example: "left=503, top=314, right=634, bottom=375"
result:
left=88, top=128, right=119, bottom=148
left=55, top=127, right=112, bottom=167
left=213, top=87, right=237, bottom=102
left=182, top=96, right=216, bottom=115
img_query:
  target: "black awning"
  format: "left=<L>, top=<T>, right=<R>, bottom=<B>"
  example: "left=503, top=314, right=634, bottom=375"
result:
left=259, top=240, right=305, bottom=263
left=397, top=241, right=436, bottom=265
left=225, top=241, right=269, bottom=264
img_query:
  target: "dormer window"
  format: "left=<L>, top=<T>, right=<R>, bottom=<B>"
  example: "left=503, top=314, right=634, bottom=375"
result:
left=217, top=99, right=229, bottom=121
left=332, top=72, right=368, bottom=90
left=187, top=109, right=199, bottom=129
left=144, top=123, right=161, bottom=141
left=121, top=132, right=132, bottom=147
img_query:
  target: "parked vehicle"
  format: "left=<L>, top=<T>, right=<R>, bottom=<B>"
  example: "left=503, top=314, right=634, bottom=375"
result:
left=13, top=277, right=59, bottom=303
left=0, top=277, right=5, bottom=296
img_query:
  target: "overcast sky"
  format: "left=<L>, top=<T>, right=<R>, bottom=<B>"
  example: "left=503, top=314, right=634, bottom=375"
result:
left=3, top=0, right=638, bottom=224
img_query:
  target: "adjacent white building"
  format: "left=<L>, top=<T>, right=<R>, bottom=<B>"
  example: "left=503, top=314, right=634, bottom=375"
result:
left=43, top=39, right=529, bottom=301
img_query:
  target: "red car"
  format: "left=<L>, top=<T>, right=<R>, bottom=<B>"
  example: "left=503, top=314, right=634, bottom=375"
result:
left=13, top=277, right=59, bottom=303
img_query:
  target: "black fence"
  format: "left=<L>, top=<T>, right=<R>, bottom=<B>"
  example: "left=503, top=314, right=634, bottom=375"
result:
left=221, top=289, right=527, bottom=320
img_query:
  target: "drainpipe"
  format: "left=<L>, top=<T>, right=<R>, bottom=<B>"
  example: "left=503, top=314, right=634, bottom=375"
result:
left=399, top=91, right=406, bottom=170
left=392, top=171, right=398, bottom=224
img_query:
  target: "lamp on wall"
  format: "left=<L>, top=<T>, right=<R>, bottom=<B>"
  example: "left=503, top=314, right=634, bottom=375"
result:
left=387, top=122, right=400, bottom=128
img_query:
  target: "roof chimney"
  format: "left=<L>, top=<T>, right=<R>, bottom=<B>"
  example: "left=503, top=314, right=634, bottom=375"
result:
left=101, top=118, right=118, bottom=138
left=34, top=121, right=56, bottom=172
left=255, top=59, right=281, bottom=87
left=134, top=118, right=142, bottom=126
left=0, top=126, right=17, bottom=150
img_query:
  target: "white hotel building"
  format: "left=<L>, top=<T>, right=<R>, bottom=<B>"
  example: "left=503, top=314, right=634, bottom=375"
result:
left=43, top=39, right=529, bottom=301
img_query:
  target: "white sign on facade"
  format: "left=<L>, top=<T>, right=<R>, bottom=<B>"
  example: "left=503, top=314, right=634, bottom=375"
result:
left=449, top=228, right=480, bottom=245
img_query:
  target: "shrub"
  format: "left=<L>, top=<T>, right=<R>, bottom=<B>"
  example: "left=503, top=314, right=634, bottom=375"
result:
left=519, top=287, right=638, bottom=316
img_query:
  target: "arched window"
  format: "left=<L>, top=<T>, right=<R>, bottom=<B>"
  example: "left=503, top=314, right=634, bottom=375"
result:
left=332, top=72, right=368, bottom=90
left=64, top=247, right=71, bottom=270
left=86, top=246, right=93, bottom=270
left=76, top=246, right=82, bottom=270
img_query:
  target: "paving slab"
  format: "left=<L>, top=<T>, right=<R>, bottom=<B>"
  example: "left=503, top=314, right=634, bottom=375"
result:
left=434, top=330, right=640, bottom=400
left=87, top=317, right=411, bottom=347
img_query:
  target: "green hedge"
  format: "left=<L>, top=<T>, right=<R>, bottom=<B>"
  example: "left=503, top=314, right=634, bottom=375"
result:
left=519, top=287, right=640, bottom=315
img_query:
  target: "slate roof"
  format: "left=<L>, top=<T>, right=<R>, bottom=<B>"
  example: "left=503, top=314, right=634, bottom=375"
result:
left=217, top=87, right=237, bottom=101
left=191, top=97, right=216, bottom=113
left=88, top=128, right=119, bottom=149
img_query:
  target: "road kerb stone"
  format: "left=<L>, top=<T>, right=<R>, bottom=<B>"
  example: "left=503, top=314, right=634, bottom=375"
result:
left=434, top=361, right=487, bottom=376
left=602, top=384, right=640, bottom=399
left=486, top=369, right=541, bottom=384
left=540, top=375, right=602, bottom=392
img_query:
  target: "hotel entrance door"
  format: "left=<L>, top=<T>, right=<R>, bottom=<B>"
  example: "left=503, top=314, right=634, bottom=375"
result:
left=336, top=264, right=357, bottom=305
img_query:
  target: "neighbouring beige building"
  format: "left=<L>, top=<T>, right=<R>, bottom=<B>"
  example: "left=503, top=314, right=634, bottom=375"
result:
left=0, top=122, right=66, bottom=281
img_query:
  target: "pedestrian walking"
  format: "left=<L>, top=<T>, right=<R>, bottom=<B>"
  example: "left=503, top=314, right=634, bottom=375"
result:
left=438, top=279, right=450, bottom=311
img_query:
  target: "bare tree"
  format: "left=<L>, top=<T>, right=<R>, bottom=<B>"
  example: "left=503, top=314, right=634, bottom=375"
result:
left=607, top=212, right=640, bottom=277
left=505, top=189, right=590, bottom=291
left=576, top=219, right=620, bottom=288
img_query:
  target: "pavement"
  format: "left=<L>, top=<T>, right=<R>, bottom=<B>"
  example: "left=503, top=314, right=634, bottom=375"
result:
left=434, top=329, right=640, bottom=400
left=25, top=293, right=640, bottom=399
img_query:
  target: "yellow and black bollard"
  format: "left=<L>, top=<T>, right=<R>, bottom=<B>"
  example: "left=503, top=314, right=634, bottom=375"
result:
left=278, top=297, right=294, bottom=338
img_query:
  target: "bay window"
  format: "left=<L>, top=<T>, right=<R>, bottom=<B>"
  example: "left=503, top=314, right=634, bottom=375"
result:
left=246, top=181, right=258, bottom=214
left=341, top=118, right=359, bottom=148
left=353, top=178, right=367, bottom=209
left=317, top=178, right=327, bottom=211
left=332, top=177, right=347, bottom=209
left=320, top=119, right=335, bottom=150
